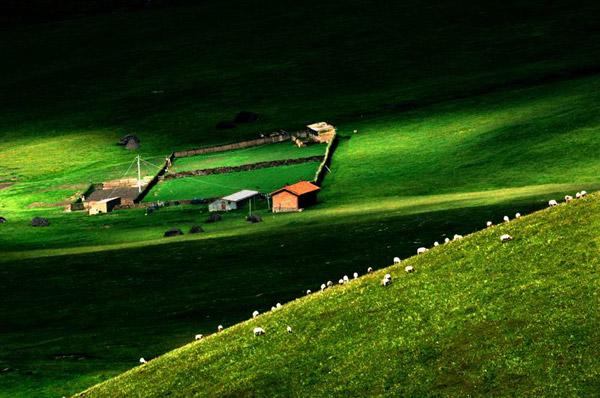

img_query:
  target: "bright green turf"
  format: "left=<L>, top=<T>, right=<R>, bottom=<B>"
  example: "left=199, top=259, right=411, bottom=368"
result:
left=145, top=162, right=321, bottom=202
left=1, top=0, right=600, bottom=396
left=77, top=194, right=600, bottom=397
left=168, top=141, right=326, bottom=173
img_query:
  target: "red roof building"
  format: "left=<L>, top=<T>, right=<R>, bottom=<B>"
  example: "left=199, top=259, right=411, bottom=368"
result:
left=270, top=181, right=320, bottom=213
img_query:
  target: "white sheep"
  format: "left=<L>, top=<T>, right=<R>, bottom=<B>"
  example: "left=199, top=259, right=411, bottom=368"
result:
left=381, top=277, right=392, bottom=286
left=576, top=192, right=581, bottom=199
left=384, top=273, right=391, bottom=279
left=434, top=241, right=439, bottom=247
left=393, top=257, right=401, bottom=264
left=343, top=275, right=349, bottom=283
left=320, top=283, right=326, bottom=291
left=444, top=238, right=450, bottom=243
left=139, top=357, right=147, bottom=364
left=339, top=278, right=344, bottom=285
left=327, top=281, right=333, bottom=287
left=287, top=326, right=292, bottom=333
left=253, top=327, right=265, bottom=336
left=271, top=306, right=276, bottom=311
left=417, top=247, right=428, bottom=254
left=367, top=267, right=373, bottom=274
left=581, top=190, right=587, bottom=197
left=565, top=195, right=573, bottom=202
left=486, top=221, right=493, bottom=228
left=500, top=234, right=512, bottom=242
left=515, top=213, right=521, bottom=218
left=404, top=265, right=415, bottom=273
left=353, top=272, right=358, bottom=279
left=503, top=216, right=509, bottom=222
left=252, top=310, right=259, bottom=318
left=306, top=289, right=311, bottom=295
left=217, top=325, right=224, bottom=332
left=549, top=199, right=558, bottom=207
left=453, top=234, right=463, bottom=240
left=276, top=303, right=282, bottom=308
left=195, top=334, right=204, bottom=341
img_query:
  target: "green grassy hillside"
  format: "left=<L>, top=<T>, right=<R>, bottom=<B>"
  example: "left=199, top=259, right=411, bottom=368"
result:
left=1, top=0, right=600, bottom=396
left=78, top=194, right=600, bottom=397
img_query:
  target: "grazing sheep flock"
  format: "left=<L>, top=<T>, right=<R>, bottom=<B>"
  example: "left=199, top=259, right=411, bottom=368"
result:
left=178, top=189, right=588, bottom=359
left=500, top=234, right=512, bottom=242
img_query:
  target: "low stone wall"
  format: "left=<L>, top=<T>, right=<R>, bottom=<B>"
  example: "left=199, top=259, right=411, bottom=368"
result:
left=173, top=134, right=291, bottom=158
left=313, top=132, right=338, bottom=186
left=164, top=156, right=324, bottom=180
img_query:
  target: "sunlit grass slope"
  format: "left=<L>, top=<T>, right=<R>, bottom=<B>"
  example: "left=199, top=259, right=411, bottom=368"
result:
left=78, top=194, right=600, bottom=397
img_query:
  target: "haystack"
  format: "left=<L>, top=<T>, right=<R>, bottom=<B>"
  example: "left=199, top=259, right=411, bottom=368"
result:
left=163, top=229, right=184, bottom=237
left=189, top=225, right=204, bottom=234
left=206, top=214, right=222, bottom=223
left=30, top=217, right=49, bottom=227
left=117, top=134, right=140, bottom=150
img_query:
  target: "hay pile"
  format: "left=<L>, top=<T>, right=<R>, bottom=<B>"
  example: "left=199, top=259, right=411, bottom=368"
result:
left=189, top=225, right=204, bottom=234
left=163, top=229, right=184, bottom=237
left=30, top=217, right=49, bottom=227
left=205, top=214, right=222, bottom=223
left=117, top=134, right=140, bottom=150
left=246, top=215, right=262, bottom=223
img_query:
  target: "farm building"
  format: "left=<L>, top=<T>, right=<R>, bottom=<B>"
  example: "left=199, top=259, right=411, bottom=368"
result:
left=88, top=197, right=121, bottom=215
left=271, top=181, right=320, bottom=213
left=307, top=122, right=336, bottom=143
left=209, top=190, right=260, bottom=212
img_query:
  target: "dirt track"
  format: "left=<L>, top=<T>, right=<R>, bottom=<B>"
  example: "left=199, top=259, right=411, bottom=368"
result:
left=164, top=156, right=324, bottom=180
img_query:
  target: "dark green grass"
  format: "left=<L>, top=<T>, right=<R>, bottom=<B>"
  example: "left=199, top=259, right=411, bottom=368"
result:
left=77, top=194, right=600, bottom=397
left=0, top=191, right=572, bottom=398
left=168, top=141, right=326, bottom=173
left=145, top=162, right=321, bottom=202
left=0, top=0, right=599, bottom=396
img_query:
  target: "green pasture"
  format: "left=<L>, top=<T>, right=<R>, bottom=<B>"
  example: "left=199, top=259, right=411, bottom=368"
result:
left=169, top=141, right=326, bottom=173
left=2, top=75, right=600, bottom=397
left=145, top=162, right=321, bottom=202
left=0, top=0, right=599, bottom=396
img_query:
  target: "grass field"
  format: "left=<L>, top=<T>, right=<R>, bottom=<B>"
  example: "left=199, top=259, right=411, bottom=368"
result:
left=1, top=0, right=600, bottom=396
left=168, top=141, right=326, bottom=173
left=145, top=162, right=321, bottom=202
left=78, top=194, right=600, bottom=397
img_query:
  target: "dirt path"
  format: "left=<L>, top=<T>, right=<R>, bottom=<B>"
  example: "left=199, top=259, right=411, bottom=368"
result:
left=164, top=156, right=324, bottom=180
